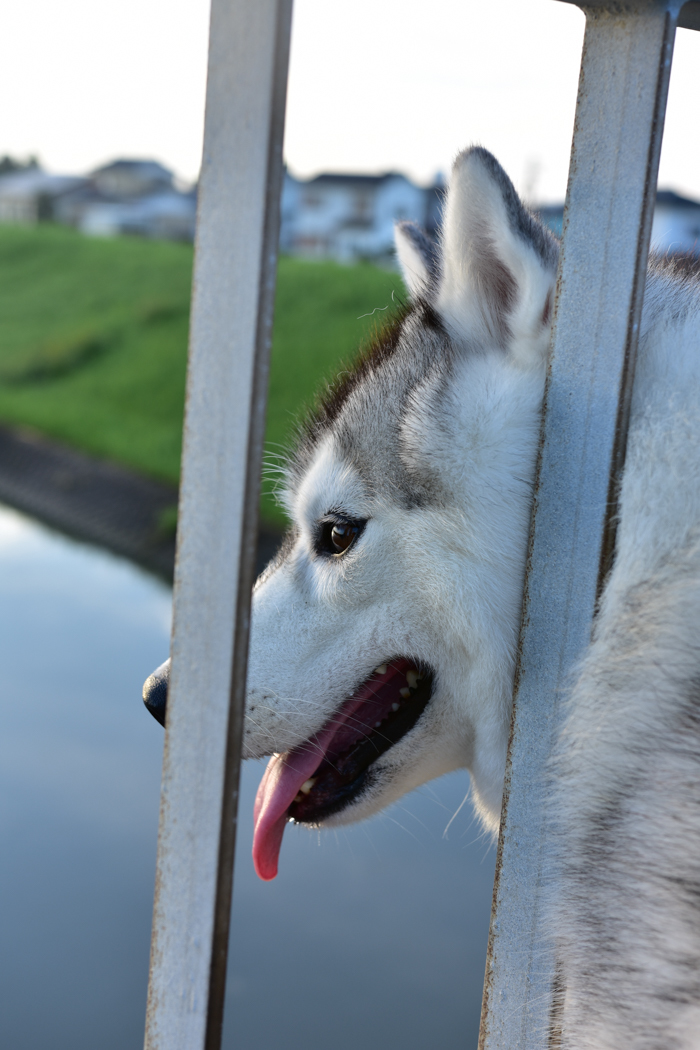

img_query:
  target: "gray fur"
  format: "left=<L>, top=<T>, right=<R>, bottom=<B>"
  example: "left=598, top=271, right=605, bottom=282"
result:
left=395, top=219, right=440, bottom=282
left=552, top=535, right=700, bottom=1048
left=285, top=301, right=453, bottom=512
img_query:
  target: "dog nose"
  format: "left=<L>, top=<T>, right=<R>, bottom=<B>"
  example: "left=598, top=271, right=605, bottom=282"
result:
left=143, top=659, right=170, bottom=727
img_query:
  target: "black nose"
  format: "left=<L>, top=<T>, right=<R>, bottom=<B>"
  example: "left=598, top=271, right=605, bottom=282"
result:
left=143, top=659, right=170, bottom=727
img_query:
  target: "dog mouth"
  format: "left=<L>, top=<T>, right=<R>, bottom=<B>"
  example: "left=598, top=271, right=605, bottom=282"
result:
left=252, top=658, right=434, bottom=880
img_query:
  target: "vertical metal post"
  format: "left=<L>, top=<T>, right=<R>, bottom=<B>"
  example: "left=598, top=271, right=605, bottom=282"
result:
left=144, top=2, right=293, bottom=1049
left=479, top=2, right=682, bottom=1046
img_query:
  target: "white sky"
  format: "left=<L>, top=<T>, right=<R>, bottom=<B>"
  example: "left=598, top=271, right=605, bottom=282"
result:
left=1, top=0, right=699, bottom=204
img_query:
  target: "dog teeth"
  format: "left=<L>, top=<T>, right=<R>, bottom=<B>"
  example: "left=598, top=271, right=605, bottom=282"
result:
left=299, top=778, right=316, bottom=795
left=406, top=670, right=419, bottom=689
left=400, top=687, right=411, bottom=699
left=391, top=702, right=400, bottom=712
left=375, top=663, right=387, bottom=675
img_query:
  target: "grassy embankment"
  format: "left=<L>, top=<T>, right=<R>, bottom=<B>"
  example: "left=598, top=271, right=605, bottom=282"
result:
left=0, top=224, right=405, bottom=527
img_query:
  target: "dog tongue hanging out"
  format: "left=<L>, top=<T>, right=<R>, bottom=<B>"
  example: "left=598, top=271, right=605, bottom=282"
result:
left=252, top=659, right=433, bottom=879
left=144, top=145, right=562, bottom=879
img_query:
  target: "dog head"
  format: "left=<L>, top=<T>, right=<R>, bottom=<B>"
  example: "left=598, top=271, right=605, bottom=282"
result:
left=144, top=148, right=558, bottom=880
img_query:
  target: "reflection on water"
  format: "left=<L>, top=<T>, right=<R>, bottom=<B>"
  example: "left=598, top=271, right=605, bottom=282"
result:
left=0, top=504, right=169, bottom=1050
left=226, top=771, right=496, bottom=1050
left=0, top=504, right=495, bottom=1050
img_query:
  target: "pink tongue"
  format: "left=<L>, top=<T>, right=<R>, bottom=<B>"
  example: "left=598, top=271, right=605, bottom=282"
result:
left=252, top=664, right=406, bottom=880
left=252, top=708, right=361, bottom=881
left=252, top=748, right=321, bottom=881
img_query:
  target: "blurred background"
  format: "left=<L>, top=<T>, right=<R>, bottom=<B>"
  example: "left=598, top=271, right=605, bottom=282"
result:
left=0, top=2, right=698, bottom=1048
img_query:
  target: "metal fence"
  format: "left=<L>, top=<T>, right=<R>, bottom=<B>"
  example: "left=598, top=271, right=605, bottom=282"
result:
left=142, top=2, right=700, bottom=1049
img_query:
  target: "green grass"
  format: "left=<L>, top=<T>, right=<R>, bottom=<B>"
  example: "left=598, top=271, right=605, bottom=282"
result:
left=0, top=224, right=406, bottom=526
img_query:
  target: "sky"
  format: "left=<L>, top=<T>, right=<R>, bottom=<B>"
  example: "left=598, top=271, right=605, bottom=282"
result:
left=1, top=0, right=699, bottom=205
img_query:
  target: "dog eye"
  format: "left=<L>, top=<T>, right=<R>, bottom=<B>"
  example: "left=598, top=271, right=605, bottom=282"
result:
left=331, top=523, right=357, bottom=553
left=317, top=518, right=365, bottom=557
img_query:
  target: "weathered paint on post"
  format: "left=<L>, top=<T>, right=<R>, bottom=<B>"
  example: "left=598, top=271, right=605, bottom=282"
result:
left=144, top=2, right=293, bottom=1049
left=479, top=3, right=683, bottom=1047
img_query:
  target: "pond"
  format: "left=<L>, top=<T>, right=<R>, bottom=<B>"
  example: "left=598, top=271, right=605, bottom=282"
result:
left=0, top=503, right=495, bottom=1050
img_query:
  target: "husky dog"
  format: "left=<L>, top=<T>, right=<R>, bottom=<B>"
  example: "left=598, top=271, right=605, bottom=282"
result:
left=144, top=147, right=700, bottom=1046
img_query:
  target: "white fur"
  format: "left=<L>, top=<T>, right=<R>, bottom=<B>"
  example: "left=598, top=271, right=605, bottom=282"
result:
left=394, top=223, right=433, bottom=299
left=243, top=146, right=700, bottom=1045
left=437, top=149, right=554, bottom=366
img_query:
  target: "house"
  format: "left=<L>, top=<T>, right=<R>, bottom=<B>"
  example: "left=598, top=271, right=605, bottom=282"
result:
left=90, top=159, right=174, bottom=199
left=537, top=190, right=700, bottom=257
left=78, top=189, right=197, bottom=242
left=0, top=169, right=88, bottom=224
left=651, top=190, right=700, bottom=256
left=0, top=157, right=195, bottom=241
left=280, top=170, right=436, bottom=263
left=56, top=159, right=197, bottom=242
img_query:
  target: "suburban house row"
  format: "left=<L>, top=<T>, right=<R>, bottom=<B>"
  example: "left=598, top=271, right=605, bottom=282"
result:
left=0, top=157, right=698, bottom=261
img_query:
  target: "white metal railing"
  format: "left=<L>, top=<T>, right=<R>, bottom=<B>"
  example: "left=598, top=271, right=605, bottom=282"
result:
left=480, top=3, right=698, bottom=1046
left=143, top=3, right=292, bottom=1047
left=142, top=2, right=700, bottom=1049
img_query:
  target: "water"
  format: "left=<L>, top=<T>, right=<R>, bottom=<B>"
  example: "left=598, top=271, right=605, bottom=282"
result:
left=0, top=503, right=495, bottom=1049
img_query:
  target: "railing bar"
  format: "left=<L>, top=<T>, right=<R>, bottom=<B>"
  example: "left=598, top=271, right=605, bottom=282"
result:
left=144, top=2, right=293, bottom=1048
left=205, top=9, right=293, bottom=1047
left=479, top=3, right=678, bottom=1046
left=597, top=4, right=678, bottom=598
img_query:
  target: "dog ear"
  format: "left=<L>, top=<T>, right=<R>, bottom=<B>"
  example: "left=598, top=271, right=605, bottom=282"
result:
left=437, top=147, right=558, bottom=366
left=395, top=220, right=438, bottom=300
